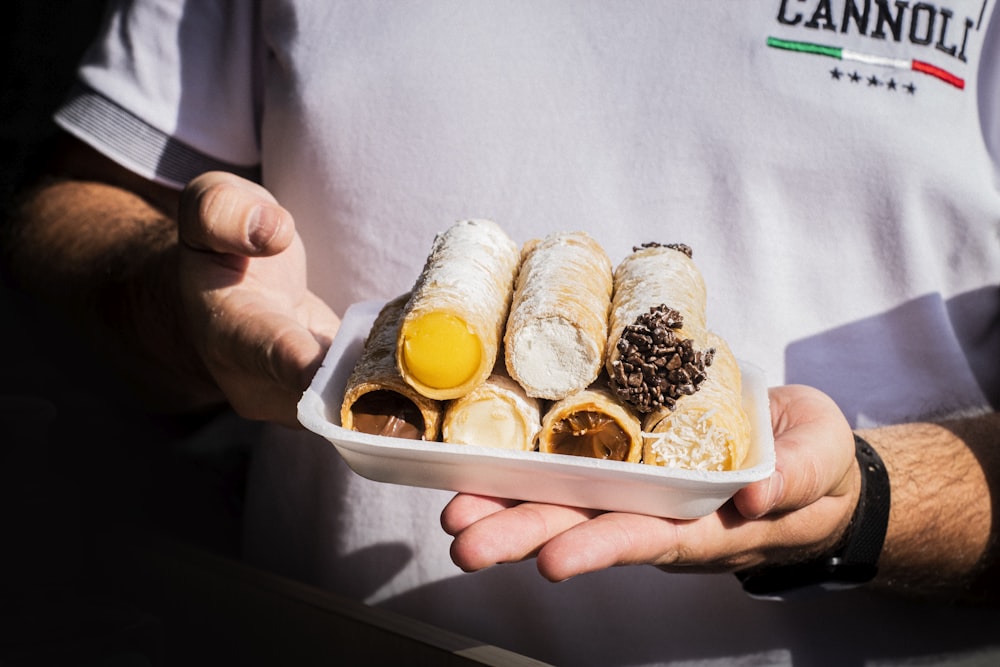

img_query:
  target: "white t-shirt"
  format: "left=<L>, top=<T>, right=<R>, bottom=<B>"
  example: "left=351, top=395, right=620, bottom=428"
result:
left=57, top=1, right=1000, bottom=664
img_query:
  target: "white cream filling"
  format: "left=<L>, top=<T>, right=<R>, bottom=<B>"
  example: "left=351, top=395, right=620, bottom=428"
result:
left=510, top=318, right=597, bottom=400
left=446, top=398, right=527, bottom=450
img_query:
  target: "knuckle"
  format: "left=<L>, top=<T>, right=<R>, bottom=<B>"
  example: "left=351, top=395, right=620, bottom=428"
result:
left=197, top=181, right=236, bottom=232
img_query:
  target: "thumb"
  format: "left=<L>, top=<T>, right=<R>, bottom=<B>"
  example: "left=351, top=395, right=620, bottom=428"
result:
left=179, top=171, right=295, bottom=256
left=733, top=386, right=856, bottom=519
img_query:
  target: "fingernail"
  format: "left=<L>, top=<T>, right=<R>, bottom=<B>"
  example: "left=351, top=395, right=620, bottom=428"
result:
left=765, top=471, right=784, bottom=512
left=746, top=472, right=784, bottom=519
left=248, top=205, right=281, bottom=250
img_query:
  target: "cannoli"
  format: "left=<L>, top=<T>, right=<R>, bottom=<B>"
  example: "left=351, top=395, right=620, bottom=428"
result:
left=606, top=243, right=714, bottom=414
left=396, top=220, right=521, bottom=400
left=608, top=242, right=708, bottom=349
left=642, top=333, right=751, bottom=471
left=505, top=231, right=613, bottom=400
left=341, top=293, right=442, bottom=440
left=442, top=372, right=542, bottom=451
left=538, top=384, right=643, bottom=462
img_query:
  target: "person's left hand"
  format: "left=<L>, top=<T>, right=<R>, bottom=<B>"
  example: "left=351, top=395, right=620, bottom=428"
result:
left=441, top=384, right=859, bottom=581
left=177, top=171, right=340, bottom=427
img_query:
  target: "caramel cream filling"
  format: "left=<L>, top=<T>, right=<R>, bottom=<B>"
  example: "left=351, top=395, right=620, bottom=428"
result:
left=547, top=411, right=631, bottom=460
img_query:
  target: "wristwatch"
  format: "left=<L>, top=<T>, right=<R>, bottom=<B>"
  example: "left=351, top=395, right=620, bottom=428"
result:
left=735, top=434, right=891, bottom=600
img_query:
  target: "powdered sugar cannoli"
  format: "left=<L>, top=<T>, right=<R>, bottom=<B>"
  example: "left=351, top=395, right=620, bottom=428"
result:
left=396, top=219, right=521, bottom=400
left=504, top=231, right=613, bottom=400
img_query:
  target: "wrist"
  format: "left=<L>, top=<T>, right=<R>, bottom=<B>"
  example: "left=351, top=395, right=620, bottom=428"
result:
left=736, top=433, right=891, bottom=599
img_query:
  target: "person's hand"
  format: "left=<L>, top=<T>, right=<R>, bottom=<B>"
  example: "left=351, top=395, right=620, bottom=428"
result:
left=441, top=384, right=859, bottom=581
left=177, top=171, right=340, bottom=427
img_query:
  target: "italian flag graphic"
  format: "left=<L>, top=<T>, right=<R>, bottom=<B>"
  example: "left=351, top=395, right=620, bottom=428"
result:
left=767, top=37, right=965, bottom=89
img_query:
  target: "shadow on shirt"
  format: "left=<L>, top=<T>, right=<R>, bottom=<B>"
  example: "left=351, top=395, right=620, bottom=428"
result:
left=785, top=287, right=1000, bottom=428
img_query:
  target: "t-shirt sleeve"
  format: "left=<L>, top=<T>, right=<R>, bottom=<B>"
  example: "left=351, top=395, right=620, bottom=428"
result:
left=54, top=0, right=262, bottom=189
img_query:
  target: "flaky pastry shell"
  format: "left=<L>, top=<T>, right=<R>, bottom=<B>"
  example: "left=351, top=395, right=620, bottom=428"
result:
left=397, top=219, right=521, bottom=400
left=341, top=293, right=442, bottom=440
left=505, top=231, right=613, bottom=400
left=642, top=334, right=751, bottom=471
left=607, top=244, right=709, bottom=374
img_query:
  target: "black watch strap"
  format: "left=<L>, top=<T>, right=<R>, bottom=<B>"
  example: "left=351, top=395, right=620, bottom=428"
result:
left=736, top=433, right=891, bottom=600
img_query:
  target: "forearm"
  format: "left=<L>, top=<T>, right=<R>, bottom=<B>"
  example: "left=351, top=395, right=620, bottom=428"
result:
left=4, top=173, right=222, bottom=413
left=859, top=412, right=1000, bottom=603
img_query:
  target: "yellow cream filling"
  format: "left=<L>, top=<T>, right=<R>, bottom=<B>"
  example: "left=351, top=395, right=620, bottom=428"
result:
left=402, top=312, right=482, bottom=390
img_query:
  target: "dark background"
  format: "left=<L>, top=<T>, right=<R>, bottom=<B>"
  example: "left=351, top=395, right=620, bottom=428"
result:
left=0, top=1, right=107, bottom=207
left=0, top=4, right=253, bottom=664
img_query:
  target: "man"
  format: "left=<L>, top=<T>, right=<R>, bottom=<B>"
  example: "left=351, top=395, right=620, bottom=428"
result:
left=4, top=1, right=999, bottom=664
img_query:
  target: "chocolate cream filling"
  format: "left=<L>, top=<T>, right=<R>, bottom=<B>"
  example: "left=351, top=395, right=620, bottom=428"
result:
left=349, top=390, right=425, bottom=440
left=548, top=411, right=632, bottom=460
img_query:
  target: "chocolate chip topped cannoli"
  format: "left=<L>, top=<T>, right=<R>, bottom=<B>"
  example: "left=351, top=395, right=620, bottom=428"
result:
left=642, top=333, right=751, bottom=471
left=606, top=243, right=715, bottom=414
left=538, top=383, right=643, bottom=462
left=504, top=231, right=613, bottom=400
left=396, top=220, right=521, bottom=401
left=341, top=293, right=442, bottom=440
left=442, top=371, right=542, bottom=451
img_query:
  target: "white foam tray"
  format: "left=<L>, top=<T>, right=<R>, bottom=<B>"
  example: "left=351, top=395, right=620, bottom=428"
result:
left=298, top=301, right=775, bottom=519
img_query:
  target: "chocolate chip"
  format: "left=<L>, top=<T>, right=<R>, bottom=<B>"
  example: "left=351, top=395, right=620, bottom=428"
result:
left=609, top=304, right=715, bottom=413
left=632, top=242, right=694, bottom=259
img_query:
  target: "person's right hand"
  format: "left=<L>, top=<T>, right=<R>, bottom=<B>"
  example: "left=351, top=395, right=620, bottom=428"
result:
left=442, top=384, right=859, bottom=580
left=177, top=171, right=340, bottom=428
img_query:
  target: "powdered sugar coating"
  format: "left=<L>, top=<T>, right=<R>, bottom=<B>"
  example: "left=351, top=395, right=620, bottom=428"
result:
left=607, top=245, right=709, bottom=375
left=505, top=231, right=613, bottom=400
left=398, top=219, right=521, bottom=400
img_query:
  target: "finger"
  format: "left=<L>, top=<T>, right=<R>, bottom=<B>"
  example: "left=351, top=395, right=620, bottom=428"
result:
left=534, top=510, right=754, bottom=580
left=733, top=471, right=785, bottom=520
left=214, top=313, right=326, bottom=392
left=536, top=498, right=844, bottom=581
left=268, top=316, right=332, bottom=392
left=282, top=290, right=341, bottom=390
left=441, top=494, right=520, bottom=536
left=216, top=330, right=322, bottom=426
left=193, top=280, right=334, bottom=419
left=734, top=386, right=855, bottom=519
left=179, top=171, right=295, bottom=256
left=448, top=502, right=599, bottom=572
left=535, top=512, right=687, bottom=581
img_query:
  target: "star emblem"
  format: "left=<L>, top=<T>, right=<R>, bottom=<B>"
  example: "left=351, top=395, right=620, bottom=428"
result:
left=904, top=82, right=917, bottom=94
left=830, top=67, right=843, bottom=80
left=887, top=78, right=897, bottom=91
left=867, top=75, right=882, bottom=87
left=848, top=70, right=862, bottom=83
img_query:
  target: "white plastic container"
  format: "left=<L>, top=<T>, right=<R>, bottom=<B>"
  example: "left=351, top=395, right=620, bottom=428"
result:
left=298, top=301, right=775, bottom=519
